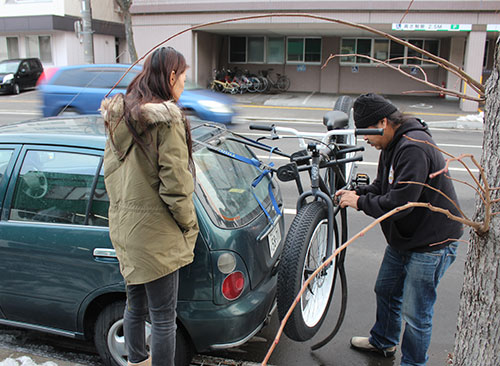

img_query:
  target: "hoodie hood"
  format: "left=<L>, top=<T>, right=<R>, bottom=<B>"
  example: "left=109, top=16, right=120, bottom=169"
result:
left=100, top=93, right=183, bottom=161
left=387, top=118, right=430, bottom=152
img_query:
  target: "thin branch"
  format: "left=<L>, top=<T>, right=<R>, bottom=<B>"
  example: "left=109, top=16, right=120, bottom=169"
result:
left=429, top=238, right=469, bottom=247
left=404, top=135, right=492, bottom=233
left=445, top=175, right=487, bottom=206
left=399, top=180, right=469, bottom=220
left=325, top=53, right=483, bottom=102
left=404, top=136, right=486, bottom=193
left=400, top=0, right=416, bottom=23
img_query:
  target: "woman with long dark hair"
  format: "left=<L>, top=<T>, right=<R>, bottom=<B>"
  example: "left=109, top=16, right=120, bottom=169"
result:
left=101, top=47, right=199, bottom=366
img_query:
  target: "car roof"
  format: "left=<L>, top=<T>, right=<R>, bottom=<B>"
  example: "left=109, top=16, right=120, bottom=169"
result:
left=0, top=115, right=106, bottom=149
left=0, top=115, right=227, bottom=150
left=55, top=64, right=141, bottom=70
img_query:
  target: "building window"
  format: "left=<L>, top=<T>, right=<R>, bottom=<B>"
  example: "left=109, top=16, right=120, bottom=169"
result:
left=341, top=38, right=439, bottom=66
left=229, top=36, right=284, bottom=64
left=229, top=36, right=265, bottom=63
left=26, top=35, right=52, bottom=63
left=373, top=39, right=389, bottom=61
left=287, top=37, right=321, bottom=63
left=267, top=37, right=284, bottom=64
left=0, top=37, right=20, bottom=60
left=248, top=37, right=265, bottom=63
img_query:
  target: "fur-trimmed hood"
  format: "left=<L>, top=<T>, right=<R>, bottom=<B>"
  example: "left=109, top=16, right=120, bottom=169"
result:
left=100, top=93, right=184, bottom=161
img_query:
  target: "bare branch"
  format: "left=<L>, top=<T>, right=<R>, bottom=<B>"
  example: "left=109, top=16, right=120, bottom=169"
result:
left=404, top=136, right=486, bottom=193
left=105, top=13, right=483, bottom=98
left=400, top=0, right=416, bottom=23
left=445, top=175, right=487, bottom=206
left=399, top=180, right=468, bottom=220
left=261, top=200, right=482, bottom=365
left=324, top=53, right=483, bottom=102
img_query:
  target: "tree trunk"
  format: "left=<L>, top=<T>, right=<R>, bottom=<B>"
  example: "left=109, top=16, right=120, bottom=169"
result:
left=115, top=0, right=138, bottom=63
left=453, top=36, right=500, bottom=366
left=123, top=9, right=138, bottom=63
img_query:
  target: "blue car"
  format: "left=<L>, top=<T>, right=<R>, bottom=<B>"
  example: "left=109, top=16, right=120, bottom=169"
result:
left=37, top=64, right=237, bottom=124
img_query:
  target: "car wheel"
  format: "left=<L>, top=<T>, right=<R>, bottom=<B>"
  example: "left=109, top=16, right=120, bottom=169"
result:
left=94, top=300, right=194, bottom=366
left=58, top=107, right=80, bottom=116
left=12, top=83, right=20, bottom=95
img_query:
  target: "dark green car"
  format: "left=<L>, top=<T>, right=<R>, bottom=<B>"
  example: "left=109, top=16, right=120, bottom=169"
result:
left=0, top=116, right=284, bottom=366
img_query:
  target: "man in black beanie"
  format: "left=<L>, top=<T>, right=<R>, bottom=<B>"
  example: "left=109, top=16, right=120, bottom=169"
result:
left=335, top=93, right=463, bottom=366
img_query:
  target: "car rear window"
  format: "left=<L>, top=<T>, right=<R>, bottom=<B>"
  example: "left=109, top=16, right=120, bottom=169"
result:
left=52, top=68, right=139, bottom=89
left=193, top=134, right=276, bottom=229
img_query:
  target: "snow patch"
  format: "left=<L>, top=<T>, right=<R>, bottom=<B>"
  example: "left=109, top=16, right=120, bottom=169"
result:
left=0, top=357, right=58, bottom=366
left=457, top=112, right=484, bottom=123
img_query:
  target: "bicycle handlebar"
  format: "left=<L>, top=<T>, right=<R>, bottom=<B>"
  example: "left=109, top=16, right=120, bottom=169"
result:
left=355, top=128, right=384, bottom=136
left=249, top=124, right=274, bottom=131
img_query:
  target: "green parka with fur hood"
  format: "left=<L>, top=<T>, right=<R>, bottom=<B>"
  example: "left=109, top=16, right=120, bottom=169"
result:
left=101, top=93, right=199, bottom=285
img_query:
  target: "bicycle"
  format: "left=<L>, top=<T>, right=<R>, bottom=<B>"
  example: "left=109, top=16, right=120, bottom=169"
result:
left=247, top=96, right=382, bottom=344
left=197, top=96, right=382, bottom=345
left=258, top=68, right=291, bottom=92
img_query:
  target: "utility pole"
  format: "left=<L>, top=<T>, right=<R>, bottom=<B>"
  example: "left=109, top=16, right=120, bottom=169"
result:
left=81, top=0, right=95, bottom=63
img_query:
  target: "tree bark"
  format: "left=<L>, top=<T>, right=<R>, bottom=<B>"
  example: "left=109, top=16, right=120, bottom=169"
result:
left=115, top=0, right=138, bottom=63
left=453, top=36, right=500, bottom=366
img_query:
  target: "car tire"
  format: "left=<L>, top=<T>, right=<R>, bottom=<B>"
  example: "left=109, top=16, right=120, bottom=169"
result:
left=12, top=83, right=20, bottom=95
left=58, top=107, right=80, bottom=116
left=94, top=300, right=195, bottom=366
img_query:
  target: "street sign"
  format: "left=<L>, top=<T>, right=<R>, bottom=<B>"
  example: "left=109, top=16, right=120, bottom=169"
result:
left=392, top=23, right=472, bottom=32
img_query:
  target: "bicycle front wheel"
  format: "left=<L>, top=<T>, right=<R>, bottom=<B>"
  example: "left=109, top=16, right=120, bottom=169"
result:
left=277, top=201, right=338, bottom=342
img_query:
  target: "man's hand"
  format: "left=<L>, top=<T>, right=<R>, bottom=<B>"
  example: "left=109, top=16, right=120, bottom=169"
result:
left=335, top=189, right=359, bottom=209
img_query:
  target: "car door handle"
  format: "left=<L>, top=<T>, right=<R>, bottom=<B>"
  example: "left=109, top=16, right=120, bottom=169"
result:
left=93, top=248, right=117, bottom=259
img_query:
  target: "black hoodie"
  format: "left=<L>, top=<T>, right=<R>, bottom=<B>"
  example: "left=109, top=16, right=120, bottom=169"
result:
left=356, top=118, right=463, bottom=252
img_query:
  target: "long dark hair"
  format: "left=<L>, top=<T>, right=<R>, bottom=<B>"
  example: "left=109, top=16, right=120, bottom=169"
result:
left=122, top=47, right=194, bottom=171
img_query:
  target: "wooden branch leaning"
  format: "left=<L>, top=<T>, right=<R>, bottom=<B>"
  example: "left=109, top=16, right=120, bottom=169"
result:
left=261, top=138, right=496, bottom=365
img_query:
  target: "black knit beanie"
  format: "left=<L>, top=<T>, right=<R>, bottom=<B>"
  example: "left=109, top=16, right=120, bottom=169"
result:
left=353, top=93, right=398, bottom=128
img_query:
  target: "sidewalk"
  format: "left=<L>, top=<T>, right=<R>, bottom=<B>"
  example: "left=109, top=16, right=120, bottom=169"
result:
left=230, top=91, right=484, bottom=130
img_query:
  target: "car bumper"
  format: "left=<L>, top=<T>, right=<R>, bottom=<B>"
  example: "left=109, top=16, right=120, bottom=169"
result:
left=177, top=271, right=277, bottom=352
left=0, top=83, right=13, bottom=94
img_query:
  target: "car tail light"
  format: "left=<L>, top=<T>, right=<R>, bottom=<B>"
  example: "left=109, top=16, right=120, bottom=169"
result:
left=222, top=271, right=245, bottom=300
left=37, top=67, right=59, bottom=86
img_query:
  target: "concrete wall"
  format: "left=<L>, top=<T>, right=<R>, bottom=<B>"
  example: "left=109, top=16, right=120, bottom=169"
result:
left=131, top=15, right=195, bottom=78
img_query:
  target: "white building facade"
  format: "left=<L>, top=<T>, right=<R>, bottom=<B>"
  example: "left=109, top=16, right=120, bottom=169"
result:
left=0, top=0, right=129, bottom=68
left=130, top=0, right=499, bottom=112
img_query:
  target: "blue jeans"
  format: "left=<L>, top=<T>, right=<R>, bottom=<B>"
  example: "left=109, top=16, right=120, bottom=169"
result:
left=369, top=243, right=458, bottom=366
left=124, top=271, right=179, bottom=366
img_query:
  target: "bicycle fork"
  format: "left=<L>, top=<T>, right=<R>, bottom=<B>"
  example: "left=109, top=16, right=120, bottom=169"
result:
left=296, top=144, right=335, bottom=262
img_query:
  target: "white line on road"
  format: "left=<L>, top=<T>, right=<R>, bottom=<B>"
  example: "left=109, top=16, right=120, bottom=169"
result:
left=302, top=92, right=316, bottom=105
left=0, top=111, right=39, bottom=115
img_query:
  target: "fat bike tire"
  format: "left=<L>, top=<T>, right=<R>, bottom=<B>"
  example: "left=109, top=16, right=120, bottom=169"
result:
left=277, top=201, right=338, bottom=342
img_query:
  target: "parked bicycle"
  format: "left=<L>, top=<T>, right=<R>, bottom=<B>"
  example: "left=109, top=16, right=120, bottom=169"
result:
left=258, top=68, right=291, bottom=92
left=248, top=96, right=382, bottom=343
left=197, top=96, right=382, bottom=344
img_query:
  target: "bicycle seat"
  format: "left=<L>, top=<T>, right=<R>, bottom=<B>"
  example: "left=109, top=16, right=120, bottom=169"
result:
left=323, top=110, right=349, bottom=130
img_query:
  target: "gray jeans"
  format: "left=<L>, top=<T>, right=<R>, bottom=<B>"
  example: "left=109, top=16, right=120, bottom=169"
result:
left=124, top=271, right=179, bottom=366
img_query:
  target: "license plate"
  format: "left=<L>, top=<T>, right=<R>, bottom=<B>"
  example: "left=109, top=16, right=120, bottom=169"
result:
left=267, top=222, right=281, bottom=258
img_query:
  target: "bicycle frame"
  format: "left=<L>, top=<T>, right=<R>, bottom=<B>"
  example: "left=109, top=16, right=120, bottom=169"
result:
left=248, top=123, right=383, bottom=258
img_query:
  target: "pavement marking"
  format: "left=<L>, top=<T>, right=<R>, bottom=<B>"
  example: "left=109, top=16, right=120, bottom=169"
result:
left=302, top=91, right=316, bottom=105
left=0, top=111, right=40, bottom=115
